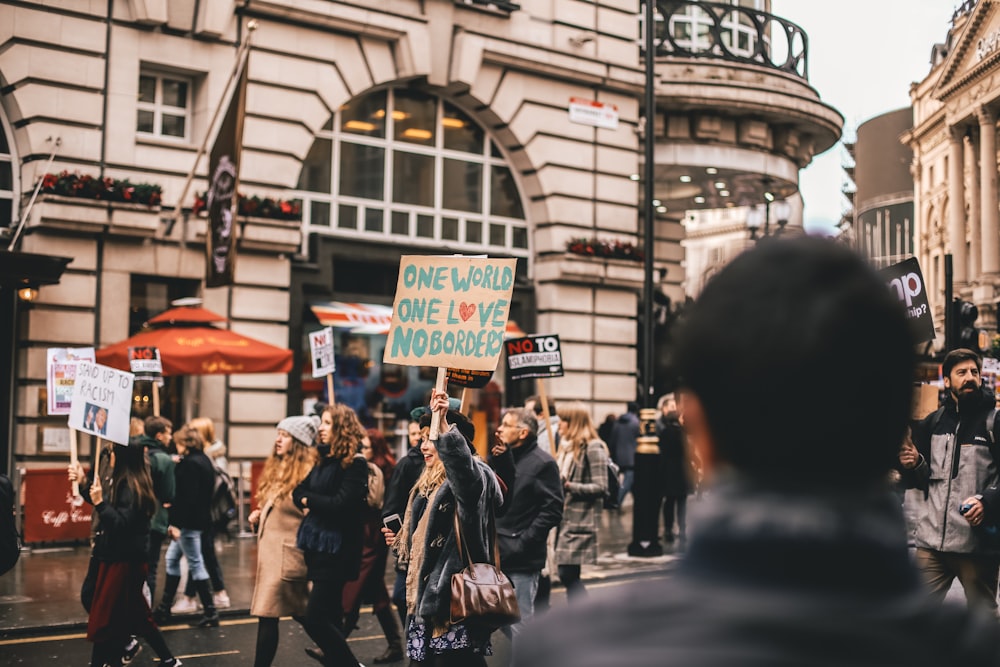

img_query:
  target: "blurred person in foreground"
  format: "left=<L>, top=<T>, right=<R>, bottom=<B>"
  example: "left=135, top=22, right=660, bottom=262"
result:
left=515, top=236, right=1000, bottom=666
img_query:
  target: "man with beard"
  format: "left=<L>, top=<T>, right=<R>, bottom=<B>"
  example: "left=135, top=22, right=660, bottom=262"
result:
left=900, top=347, right=1000, bottom=612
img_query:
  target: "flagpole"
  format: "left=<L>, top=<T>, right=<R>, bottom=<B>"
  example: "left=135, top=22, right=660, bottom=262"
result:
left=168, top=20, right=257, bottom=229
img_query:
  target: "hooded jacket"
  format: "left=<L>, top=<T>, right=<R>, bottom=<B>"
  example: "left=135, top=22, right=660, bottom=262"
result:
left=139, top=434, right=175, bottom=535
left=903, top=386, right=1000, bottom=553
left=491, top=434, right=563, bottom=573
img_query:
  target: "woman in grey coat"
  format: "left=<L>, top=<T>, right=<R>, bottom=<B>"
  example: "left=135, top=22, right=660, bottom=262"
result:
left=553, top=401, right=609, bottom=600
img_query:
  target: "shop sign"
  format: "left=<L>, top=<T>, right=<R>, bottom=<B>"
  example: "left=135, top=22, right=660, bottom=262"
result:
left=569, top=97, right=619, bottom=130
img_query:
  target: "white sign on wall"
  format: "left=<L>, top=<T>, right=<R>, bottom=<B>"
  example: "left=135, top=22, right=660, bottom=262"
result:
left=568, top=97, right=619, bottom=130
left=309, top=327, right=336, bottom=378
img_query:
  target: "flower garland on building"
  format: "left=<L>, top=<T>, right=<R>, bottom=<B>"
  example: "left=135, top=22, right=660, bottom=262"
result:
left=39, top=171, right=162, bottom=206
left=566, top=237, right=644, bottom=262
left=192, top=192, right=302, bottom=221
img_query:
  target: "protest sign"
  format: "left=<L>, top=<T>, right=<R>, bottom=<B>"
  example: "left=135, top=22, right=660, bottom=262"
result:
left=505, top=334, right=564, bottom=381
left=446, top=368, right=494, bottom=389
left=129, top=346, right=163, bottom=382
left=46, top=347, right=96, bottom=415
left=309, top=327, right=336, bottom=378
left=882, top=258, right=934, bottom=343
left=384, top=256, right=517, bottom=371
left=67, top=361, right=135, bottom=445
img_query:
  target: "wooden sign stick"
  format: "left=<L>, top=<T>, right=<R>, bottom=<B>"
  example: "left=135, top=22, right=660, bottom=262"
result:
left=537, top=378, right=555, bottom=452
left=327, top=373, right=336, bottom=404
left=459, top=387, right=470, bottom=415
left=69, top=428, right=80, bottom=497
left=429, top=367, right=448, bottom=442
left=152, top=382, right=161, bottom=417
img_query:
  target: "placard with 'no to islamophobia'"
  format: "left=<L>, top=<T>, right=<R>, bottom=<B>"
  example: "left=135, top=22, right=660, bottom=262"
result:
left=384, top=256, right=517, bottom=371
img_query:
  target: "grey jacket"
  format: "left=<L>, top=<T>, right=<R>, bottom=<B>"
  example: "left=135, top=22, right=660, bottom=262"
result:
left=904, top=388, right=1000, bottom=554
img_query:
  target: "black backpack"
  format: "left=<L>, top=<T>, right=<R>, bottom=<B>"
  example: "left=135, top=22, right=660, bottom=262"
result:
left=0, top=473, right=21, bottom=576
left=209, top=464, right=238, bottom=534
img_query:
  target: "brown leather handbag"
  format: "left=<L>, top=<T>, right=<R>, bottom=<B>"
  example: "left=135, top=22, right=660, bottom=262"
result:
left=449, top=509, right=520, bottom=630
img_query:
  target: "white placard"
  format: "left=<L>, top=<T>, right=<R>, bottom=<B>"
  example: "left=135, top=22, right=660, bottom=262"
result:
left=309, top=327, right=336, bottom=378
left=46, top=347, right=96, bottom=416
left=68, top=361, right=135, bottom=445
left=568, top=97, right=619, bottom=130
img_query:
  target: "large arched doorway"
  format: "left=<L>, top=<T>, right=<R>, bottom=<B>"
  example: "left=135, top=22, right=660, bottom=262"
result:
left=289, top=88, right=534, bottom=433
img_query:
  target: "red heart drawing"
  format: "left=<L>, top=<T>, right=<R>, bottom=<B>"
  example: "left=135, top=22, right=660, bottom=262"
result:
left=459, top=302, right=476, bottom=321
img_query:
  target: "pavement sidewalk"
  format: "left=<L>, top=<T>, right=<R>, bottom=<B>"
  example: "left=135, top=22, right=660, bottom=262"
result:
left=0, top=503, right=678, bottom=637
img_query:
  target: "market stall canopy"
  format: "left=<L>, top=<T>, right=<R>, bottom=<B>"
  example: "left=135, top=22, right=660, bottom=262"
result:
left=309, top=300, right=527, bottom=338
left=96, top=306, right=292, bottom=375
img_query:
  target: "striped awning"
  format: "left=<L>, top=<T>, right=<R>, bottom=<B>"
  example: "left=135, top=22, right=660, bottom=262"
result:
left=309, top=300, right=527, bottom=338
left=310, top=301, right=394, bottom=334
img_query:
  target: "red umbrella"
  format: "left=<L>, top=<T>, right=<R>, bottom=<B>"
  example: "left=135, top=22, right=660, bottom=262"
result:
left=96, top=306, right=292, bottom=376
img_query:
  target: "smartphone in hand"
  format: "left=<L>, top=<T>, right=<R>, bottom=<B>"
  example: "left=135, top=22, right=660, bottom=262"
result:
left=383, top=513, right=402, bottom=534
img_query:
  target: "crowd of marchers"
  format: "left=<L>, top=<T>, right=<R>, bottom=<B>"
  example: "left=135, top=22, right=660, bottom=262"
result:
left=49, top=237, right=1000, bottom=666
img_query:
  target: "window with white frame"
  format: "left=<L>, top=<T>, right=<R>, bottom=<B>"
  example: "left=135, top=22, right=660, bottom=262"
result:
left=137, top=71, right=191, bottom=140
left=0, top=121, right=13, bottom=227
left=296, top=89, right=528, bottom=256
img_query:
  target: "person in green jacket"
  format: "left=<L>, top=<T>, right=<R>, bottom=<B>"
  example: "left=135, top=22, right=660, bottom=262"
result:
left=139, top=416, right=176, bottom=601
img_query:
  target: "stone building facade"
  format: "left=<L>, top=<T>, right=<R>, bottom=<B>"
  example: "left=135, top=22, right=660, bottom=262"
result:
left=905, top=0, right=1000, bottom=337
left=0, top=0, right=840, bottom=472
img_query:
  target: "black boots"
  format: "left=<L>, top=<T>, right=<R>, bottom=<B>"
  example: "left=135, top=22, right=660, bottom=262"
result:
left=372, top=606, right=404, bottom=664
left=153, top=574, right=180, bottom=625
left=191, top=578, right=219, bottom=627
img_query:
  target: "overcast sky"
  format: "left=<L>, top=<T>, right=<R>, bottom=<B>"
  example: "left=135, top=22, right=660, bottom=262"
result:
left=773, top=0, right=959, bottom=234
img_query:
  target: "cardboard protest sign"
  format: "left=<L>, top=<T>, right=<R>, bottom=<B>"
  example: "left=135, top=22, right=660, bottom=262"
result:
left=446, top=368, right=494, bottom=389
left=505, top=334, right=565, bottom=381
left=309, top=327, right=336, bottom=378
left=128, top=346, right=163, bottom=382
left=882, top=258, right=934, bottom=343
left=46, top=347, right=96, bottom=415
left=384, top=256, right=516, bottom=371
left=67, top=361, right=135, bottom=445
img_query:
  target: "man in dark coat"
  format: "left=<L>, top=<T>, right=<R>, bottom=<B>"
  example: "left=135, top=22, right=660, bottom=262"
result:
left=655, top=393, right=692, bottom=550
left=490, top=407, right=563, bottom=646
left=516, top=237, right=1000, bottom=666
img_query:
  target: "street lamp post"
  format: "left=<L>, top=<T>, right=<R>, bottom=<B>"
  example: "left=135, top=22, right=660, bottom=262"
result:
left=629, top=0, right=664, bottom=558
left=747, top=198, right=791, bottom=242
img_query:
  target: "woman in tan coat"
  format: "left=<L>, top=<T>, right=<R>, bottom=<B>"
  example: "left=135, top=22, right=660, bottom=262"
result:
left=248, top=415, right=319, bottom=667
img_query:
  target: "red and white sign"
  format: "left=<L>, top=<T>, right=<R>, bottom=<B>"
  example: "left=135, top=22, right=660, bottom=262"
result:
left=21, top=468, right=93, bottom=544
left=569, top=97, right=619, bottom=130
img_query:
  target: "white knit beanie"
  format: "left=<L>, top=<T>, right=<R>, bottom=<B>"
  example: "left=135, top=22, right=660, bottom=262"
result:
left=277, top=415, right=320, bottom=447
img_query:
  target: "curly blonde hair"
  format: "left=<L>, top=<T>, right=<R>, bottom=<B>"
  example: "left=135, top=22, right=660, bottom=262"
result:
left=323, top=403, right=365, bottom=468
left=256, top=433, right=317, bottom=506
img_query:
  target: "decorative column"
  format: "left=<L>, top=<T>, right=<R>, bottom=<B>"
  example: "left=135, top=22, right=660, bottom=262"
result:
left=978, top=105, right=999, bottom=276
left=966, top=129, right=981, bottom=279
left=948, top=125, right=968, bottom=285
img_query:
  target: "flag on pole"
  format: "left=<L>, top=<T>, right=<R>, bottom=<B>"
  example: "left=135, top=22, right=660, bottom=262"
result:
left=205, top=46, right=250, bottom=287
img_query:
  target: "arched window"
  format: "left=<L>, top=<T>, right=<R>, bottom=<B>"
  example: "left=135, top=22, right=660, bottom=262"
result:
left=0, top=118, right=14, bottom=227
left=296, top=89, right=528, bottom=256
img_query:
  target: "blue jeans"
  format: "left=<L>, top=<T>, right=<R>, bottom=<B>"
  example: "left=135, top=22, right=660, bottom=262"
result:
left=501, top=571, right=538, bottom=643
left=165, top=528, right=209, bottom=581
left=618, top=468, right=635, bottom=505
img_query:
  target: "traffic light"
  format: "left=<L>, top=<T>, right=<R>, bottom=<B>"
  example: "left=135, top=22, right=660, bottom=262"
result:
left=952, top=298, right=987, bottom=352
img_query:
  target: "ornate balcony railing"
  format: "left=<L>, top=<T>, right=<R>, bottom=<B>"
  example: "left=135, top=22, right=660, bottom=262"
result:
left=644, top=1, right=809, bottom=81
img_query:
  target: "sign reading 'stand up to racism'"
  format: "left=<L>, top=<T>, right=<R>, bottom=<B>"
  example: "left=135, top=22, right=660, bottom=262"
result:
left=882, top=257, right=935, bottom=344
left=384, top=256, right=517, bottom=371
left=68, top=361, right=135, bottom=446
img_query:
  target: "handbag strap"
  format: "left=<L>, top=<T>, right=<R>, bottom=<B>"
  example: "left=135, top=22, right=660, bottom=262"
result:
left=452, top=502, right=501, bottom=571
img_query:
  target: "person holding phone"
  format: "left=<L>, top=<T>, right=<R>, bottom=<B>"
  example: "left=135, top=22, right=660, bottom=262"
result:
left=382, top=390, right=503, bottom=666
